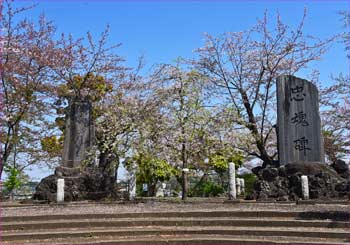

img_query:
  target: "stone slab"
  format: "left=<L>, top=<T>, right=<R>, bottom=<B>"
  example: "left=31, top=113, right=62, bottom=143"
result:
left=62, top=100, right=94, bottom=168
left=277, top=75, right=324, bottom=165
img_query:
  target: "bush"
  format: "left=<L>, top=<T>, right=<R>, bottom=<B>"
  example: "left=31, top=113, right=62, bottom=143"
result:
left=203, top=182, right=224, bottom=197
left=238, top=173, right=256, bottom=195
left=189, top=180, right=224, bottom=197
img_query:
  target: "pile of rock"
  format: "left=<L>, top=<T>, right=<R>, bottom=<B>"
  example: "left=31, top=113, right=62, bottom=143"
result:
left=33, top=166, right=114, bottom=202
left=248, top=160, right=350, bottom=201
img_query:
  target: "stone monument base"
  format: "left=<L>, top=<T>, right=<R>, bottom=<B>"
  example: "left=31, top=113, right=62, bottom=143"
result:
left=33, top=166, right=114, bottom=202
left=247, top=161, right=350, bottom=201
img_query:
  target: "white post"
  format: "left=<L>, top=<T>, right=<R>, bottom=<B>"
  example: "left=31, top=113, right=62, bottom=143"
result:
left=129, top=161, right=137, bottom=201
left=228, top=162, right=236, bottom=200
left=156, top=181, right=165, bottom=197
left=301, top=175, right=309, bottom=200
left=162, top=182, right=167, bottom=197
left=240, top=178, right=245, bottom=194
left=95, top=149, right=100, bottom=166
left=236, top=178, right=241, bottom=195
left=57, top=178, right=65, bottom=203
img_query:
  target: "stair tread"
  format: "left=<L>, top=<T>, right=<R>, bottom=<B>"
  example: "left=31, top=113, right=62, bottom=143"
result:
left=5, top=216, right=349, bottom=225
left=1, top=210, right=301, bottom=218
left=2, top=204, right=349, bottom=245
left=2, top=234, right=348, bottom=245
left=3, top=225, right=349, bottom=235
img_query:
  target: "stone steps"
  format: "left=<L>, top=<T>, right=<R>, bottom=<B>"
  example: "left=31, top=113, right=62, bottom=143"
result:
left=3, top=217, right=350, bottom=231
left=2, top=226, right=349, bottom=244
left=2, top=210, right=349, bottom=244
left=1, top=210, right=300, bottom=221
left=7, top=235, right=347, bottom=245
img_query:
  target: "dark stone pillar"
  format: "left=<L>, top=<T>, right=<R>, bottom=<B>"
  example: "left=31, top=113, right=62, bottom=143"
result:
left=277, top=75, right=324, bottom=165
left=62, top=99, right=95, bottom=168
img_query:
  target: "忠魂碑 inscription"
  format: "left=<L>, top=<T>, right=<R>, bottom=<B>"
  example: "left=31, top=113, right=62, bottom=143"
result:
left=277, top=75, right=324, bottom=164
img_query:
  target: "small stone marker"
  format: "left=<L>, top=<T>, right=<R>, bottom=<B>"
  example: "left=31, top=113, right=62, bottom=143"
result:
left=277, top=75, right=324, bottom=164
left=129, top=161, right=137, bottom=200
left=236, top=178, right=241, bottom=195
left=301, top=175, right=309, bottom=200
left=57, top=178, right=65, bottom=203
left=228, top=162, right=236, bottom=200
left=142, top=183, right=148, bottom=192
left=62, top=99, right=95, bottom=168
left=240, top=178, right=245, bottom=193
left=95, top=149, right=100, bottom=166
left=156, top=182, right=165, bottom=197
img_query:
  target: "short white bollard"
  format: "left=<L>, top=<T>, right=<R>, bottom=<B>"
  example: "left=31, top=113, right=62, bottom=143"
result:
left=228, top=162, right=236, bottom=200
left=57, top=178, right=65, bottom=203
left=240, top=178, right=245, bottom=194
left=129, top=162, right=137, bottom=201
left=301, top=175, right=309, bottom=200
left=236, top=178, right=241, bottom=195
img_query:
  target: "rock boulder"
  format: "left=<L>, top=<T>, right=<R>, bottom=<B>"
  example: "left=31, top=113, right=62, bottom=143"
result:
left=33, top=166, right=114, bottom=202
left=248, top=161, right=350, bottom=201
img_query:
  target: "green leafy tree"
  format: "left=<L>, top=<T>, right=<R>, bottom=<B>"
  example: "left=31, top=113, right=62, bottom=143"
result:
left=209, top=150, right=244, bottom=173
left=3, top=166, right=22, bottom=193
left=40, top=135, right=64, bottom=159
left=210, top=154, right=228, bottom=174
left=126, top=153, right=176, bottom=196
left=209, top=150, right=244, bottom=187
left=3, top=165, right=30, bottom=199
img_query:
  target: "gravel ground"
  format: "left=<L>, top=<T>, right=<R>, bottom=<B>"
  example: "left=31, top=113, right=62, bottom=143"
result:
left=1, top=199, right=349, bottom=217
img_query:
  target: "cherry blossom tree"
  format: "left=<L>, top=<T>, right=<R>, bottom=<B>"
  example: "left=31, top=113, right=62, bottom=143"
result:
left=1, top=0, right=57, bottom=179
left=146, top=64, right=242, bottom=199
left=0, top=0, right=126, bottom=181
left=153, top=65, right=209, bottom=199
left=194, top=10, right=334, bottom=165
left=49, top=25, right=125, bottom=103
left=319, top=10, right=350, bottom=162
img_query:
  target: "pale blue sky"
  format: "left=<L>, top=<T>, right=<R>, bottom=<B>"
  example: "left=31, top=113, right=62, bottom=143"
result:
left=18, top=1, right=350, bottom=79
left=11, top=0, right=350, bottom=180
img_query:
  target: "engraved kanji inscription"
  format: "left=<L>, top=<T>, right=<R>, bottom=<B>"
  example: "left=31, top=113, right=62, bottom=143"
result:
left=294, top=136, right=311, bottom=156
left=290, top=85, right=306, bottom=101
left=291, top=111, right=309, bottom=126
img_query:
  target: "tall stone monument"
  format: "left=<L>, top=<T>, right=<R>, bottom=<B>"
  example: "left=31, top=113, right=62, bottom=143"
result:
left=248, top=75, right=349, bottom=201
left=62, top=98, right=95, bottom=168
left=277, top=75, right=324, bottom=164
left=34, top=97, right=116, bottom=202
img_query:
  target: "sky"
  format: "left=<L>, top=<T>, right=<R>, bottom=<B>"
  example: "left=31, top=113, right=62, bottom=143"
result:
left=10, top=0, right=350, bottom=181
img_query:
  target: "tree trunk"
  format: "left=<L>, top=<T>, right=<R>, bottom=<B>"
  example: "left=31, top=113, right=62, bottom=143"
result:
left=0, top=162, right=3, bottom=181
left=99, top=152, right=108, bottom=171
left=241, top=90, right=273, bottom=165
left=181, top=128, right=188, bottom=200
left=179, top=78, right=188, bottom=201
left=182, top=170, right=188, bottom=200
left=149, top=183, right=156, bottom=197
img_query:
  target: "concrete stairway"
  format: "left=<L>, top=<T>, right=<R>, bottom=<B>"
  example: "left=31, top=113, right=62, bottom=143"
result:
left=1, top=210, right=349, bottom=244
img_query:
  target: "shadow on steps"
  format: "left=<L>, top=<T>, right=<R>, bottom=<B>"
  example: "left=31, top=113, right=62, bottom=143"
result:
left=298, top=211, right=350, bottom=221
